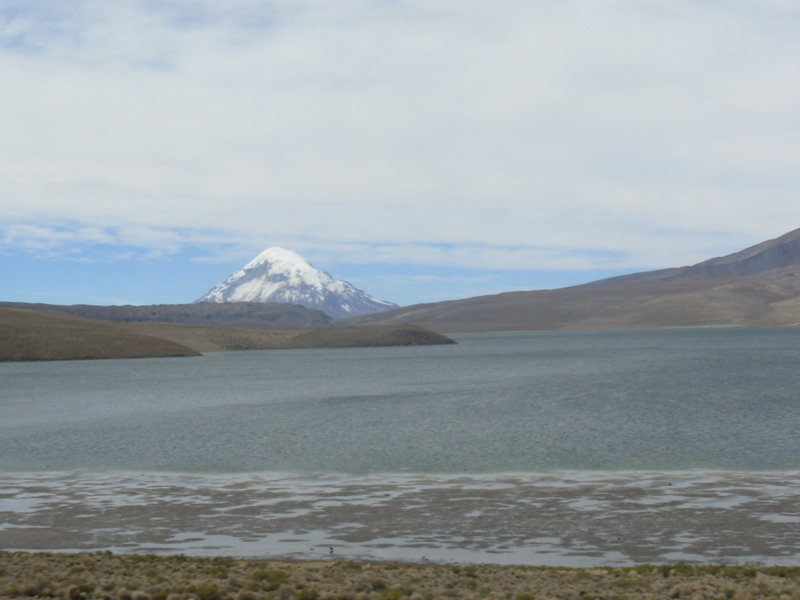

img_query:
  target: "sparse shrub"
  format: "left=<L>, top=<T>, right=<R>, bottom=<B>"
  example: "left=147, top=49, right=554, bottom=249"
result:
left=5, top=552, right=800, bottom=600
left=377, top=589, right=409, bottom=600
left=189, top=583, right=222, bottom=600
left=369, top=579, right=388, bottom=591
left=117, top=587, right=134, bottom=600
left=251, top=569, right=289, bottom=591
left=19, top=580, right=48, bottom=597
left=68, top=583, right=95, bottom=600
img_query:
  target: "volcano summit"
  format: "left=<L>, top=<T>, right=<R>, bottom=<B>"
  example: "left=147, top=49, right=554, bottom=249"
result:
left=195, top=248, right=398, bottom=319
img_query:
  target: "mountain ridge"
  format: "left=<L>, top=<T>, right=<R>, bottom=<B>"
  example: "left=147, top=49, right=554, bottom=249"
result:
left=348, top=227, right=800, bottom=332
left=592, top=227, right=800, bottom=286
left=0, top=301, right=338, bottom=329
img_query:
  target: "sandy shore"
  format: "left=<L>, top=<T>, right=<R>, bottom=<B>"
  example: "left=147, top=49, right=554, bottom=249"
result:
left=2, top=551, right=800, bottom=600
left=3, top=472, right=799, bottom=566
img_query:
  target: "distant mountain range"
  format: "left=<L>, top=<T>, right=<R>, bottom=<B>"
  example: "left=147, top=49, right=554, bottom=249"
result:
left=195, top=247, right=398, bottom=319
left=349, top=227, right=800, bottom=332
left=0, top=301, right=337, bottom=329
left=6, top=229, right=800, bottom=336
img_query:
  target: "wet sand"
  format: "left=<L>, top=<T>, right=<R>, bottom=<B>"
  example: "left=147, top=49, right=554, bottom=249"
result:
left=2, top=472, right=800, bottom=566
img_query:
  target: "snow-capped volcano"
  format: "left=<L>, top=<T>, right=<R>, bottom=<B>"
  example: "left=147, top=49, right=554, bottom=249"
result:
left=195, top=248, right=399, bottom=319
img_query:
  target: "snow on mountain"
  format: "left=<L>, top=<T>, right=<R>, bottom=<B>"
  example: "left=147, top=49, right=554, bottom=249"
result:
left=194, top=248, right=399, bottom=319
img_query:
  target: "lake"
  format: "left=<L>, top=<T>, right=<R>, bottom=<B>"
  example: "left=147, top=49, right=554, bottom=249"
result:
left=2, top=328, right=799, bottom=565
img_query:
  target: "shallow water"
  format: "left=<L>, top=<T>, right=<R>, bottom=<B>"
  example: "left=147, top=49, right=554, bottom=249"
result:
left=2, top=471, right=800, bottom=566
left=2, top=328, right=800, bottom=565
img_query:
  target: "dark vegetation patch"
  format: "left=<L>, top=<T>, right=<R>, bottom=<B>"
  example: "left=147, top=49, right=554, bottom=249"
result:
left=0, top=308, right=200, bottom=362
left=0, top=302, right=336, bottom=329
left=286, top=325, right=456, bottom=349
left=0, top=308, right=455, bottom=362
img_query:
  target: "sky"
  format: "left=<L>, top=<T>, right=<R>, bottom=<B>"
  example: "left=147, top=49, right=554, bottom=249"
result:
left=3, top=0, right=800, bottom=307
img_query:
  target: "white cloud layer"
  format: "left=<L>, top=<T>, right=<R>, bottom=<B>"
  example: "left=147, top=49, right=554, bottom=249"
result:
left=3, top=0, right=800, bottom=272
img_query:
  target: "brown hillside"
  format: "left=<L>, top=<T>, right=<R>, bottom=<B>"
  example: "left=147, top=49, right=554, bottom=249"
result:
left=112, top=321, right=455, bottom=352
left=0, top=308, right=455, bottom=361
left=598, top=226, right=800, bottom=284
left=0, top=308, right=201, bottom=361
left=348, top=228, right=800, bottom=333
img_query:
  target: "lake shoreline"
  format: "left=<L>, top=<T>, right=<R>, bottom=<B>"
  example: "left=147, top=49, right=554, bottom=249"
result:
left=0, top=306, right=455, bottom=362
left=2, top=471, right=799, bottom=568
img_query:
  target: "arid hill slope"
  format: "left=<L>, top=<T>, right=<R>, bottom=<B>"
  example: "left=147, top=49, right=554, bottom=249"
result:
left=349, top=227, right=800, bottom=332
left=0, top=307, right=454, bottom=361
left=111, top=321, right=455, bottom=353
left=0, top=308, right=201, bottom=361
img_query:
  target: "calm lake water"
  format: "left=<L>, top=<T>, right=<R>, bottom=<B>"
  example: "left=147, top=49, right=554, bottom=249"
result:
left=2, top=328, right=800, bottom=565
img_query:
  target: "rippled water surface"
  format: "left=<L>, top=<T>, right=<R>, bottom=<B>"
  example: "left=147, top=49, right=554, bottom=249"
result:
left=2, top=328, right=800, bottom=564
left=3, top=328, right=800, bottom=473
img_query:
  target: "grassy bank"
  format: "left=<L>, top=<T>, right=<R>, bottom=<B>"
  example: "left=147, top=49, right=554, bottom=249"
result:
left=92, top=323, right=455, bottom=352
left=0, top=306, right=455, bottom=361
left=0, top=308, right=201, bottom=361
left=2, top=552, right=800, bottom=600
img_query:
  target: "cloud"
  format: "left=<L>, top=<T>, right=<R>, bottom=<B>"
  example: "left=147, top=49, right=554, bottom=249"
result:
left=2, top=0, right=800, bottom=273
left=0, top=220, right=238, bottom=262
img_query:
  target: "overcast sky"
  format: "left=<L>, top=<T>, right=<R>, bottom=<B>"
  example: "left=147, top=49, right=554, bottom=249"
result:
left=3, top=0, right=800, bottom=306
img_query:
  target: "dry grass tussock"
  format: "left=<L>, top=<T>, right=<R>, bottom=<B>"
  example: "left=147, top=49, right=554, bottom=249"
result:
left=2, top=552, right=800, bottom=600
